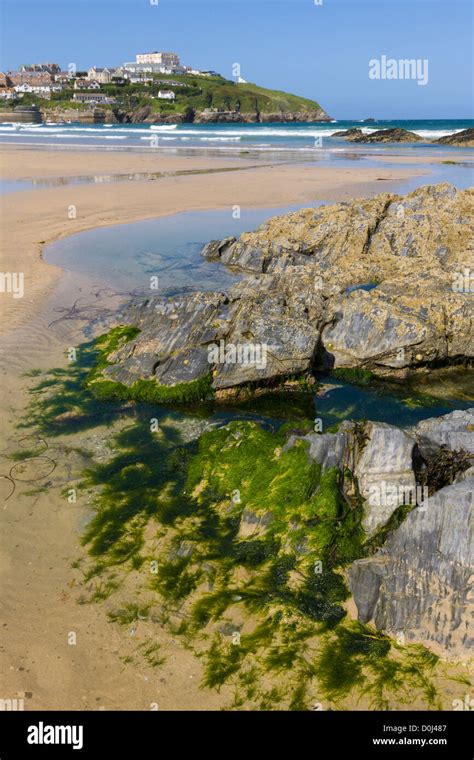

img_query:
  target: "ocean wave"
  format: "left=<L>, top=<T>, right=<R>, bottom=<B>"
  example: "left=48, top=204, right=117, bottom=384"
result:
left=14, top=125, right=148, bottom=135
left=197, top=136, right=242, bottom=142
left=167, top=128, right=334, bottom=137
left=3, top=123, right=468, bottom=141
left=149, top=124, right=179, bottom=131
left=412, top=129, right=465, bottom=138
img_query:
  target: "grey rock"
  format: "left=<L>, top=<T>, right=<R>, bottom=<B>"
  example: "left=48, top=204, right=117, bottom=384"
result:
left=411, top=408, right=474, bottom=455
left=302, top=431, right=348, bottom=470
left=348, top=128, right=424, bottom=143
left=348, top=479, right=474, bottom=657
left=105, top=292, right=227, bottom=386
left=107, top=268, right=325, bottom=391
left=286, top=420, right=420, bottom=537
left=354, top=422, right=417, bottom=537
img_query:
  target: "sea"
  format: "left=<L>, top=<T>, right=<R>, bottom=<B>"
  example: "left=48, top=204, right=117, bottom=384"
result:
left=0, top=118, right=472, bottom=154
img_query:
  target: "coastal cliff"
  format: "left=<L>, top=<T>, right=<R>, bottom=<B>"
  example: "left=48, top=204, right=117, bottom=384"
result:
left=41, top=104, right=330, bottom=125
left=12, top=75, right=331, bottom=124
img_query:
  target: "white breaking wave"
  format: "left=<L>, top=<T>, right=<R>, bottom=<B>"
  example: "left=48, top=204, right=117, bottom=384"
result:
left=0, top=122, right=468, bottom=146
left=152, top=127, right=334, bottom=137
left=411, top=129, right=465, bottom=138
left=13, top=125, right=149, bottom=135
left=196, top=136, right=242, bottom=142
left=149, top=124, right=179, bottom=131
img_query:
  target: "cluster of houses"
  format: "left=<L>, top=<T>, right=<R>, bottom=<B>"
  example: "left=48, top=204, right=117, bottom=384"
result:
left=0, top=52, right=221, bottom=105
left=0, top=68, right=64, bottom=100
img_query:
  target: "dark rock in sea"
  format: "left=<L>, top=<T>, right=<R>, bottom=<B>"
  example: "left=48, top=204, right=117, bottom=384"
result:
left=331, top=127, right=364, bottom=138
left=434, top=127, right=474, bottom=148
left=348, top=127, right=424, bottom=143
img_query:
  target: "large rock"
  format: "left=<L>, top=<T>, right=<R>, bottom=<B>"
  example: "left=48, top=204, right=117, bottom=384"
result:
left=434, top=128, right=474, bottom=148
left=348, top=128, right=424, bottom=143
left=104, top=291, right=228, bottom=386
left=202, top=184, right=473, bottom=373
left=193, top=109, right=331, bottom=125
left=106, top=267, right=326, bottom=390
left=331, top=127, right=364, bottom=139
left=103, top=184, right=473, bottom=393
left=348, top=479, right=474, bottom=658
left=203, top=183, right=473, bottom=277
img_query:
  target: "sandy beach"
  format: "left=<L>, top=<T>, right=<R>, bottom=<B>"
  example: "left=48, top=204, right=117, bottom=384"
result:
left=0, top=145, right=469, bottom=711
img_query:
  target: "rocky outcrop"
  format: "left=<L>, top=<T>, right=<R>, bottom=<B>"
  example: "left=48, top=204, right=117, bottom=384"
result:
left=113, top=107, right=330, bottom=125
left=345, top=128, right=424, bottom=143
left=259, top=110, right=330, bottom=123
left=106, top=267, right=327, bottom=391
left=337, top=126, right=474, bottom=146
left=346, top=408, right=473, bottom=658
left=100, top=185, right=474, bottom=394
left=348, top=479, right=473, bottom=658
left=103, top=291, right=227, bottom=388
left=199, top=184, right=474, bottom=379
left=284, top=408, right=474, bottom=657
left=193, top=110, right=258, bottom=124
left=285, top=408, right=472, bottom=540
left=192, top=108, right=330, bottom=124
left=41, top=108, right=108, bottom=124
left=332, top=127, right=364, bottom=139
left=0, top=105, right=42, bottom=123
left=434, top=128, right=474, bottom=148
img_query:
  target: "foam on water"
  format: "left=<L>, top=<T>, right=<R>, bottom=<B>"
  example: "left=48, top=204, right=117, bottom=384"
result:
left=1, top=120, right=471, bottom=147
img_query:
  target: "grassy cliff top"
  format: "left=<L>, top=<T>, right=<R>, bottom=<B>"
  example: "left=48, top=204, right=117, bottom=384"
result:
left=14, top=73, right=329, bottom=118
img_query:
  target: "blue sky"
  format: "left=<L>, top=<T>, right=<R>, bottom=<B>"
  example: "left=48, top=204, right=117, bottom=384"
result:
left=0, top=0, right=472, bottom=119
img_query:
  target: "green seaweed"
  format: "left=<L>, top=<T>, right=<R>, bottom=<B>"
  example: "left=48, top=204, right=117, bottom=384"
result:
left=9, top=448, right=42, bottom=461
left=108, top=602, right=151, bottom=625
left=138, top=640, right=166, bottom=668
left=86, top=325, right=214, bottom=404
left=316, top=622, right=440, bottom=709
left=331, top=367, right=375, bottom=386
left=19, top=336, right=447, bottom=709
